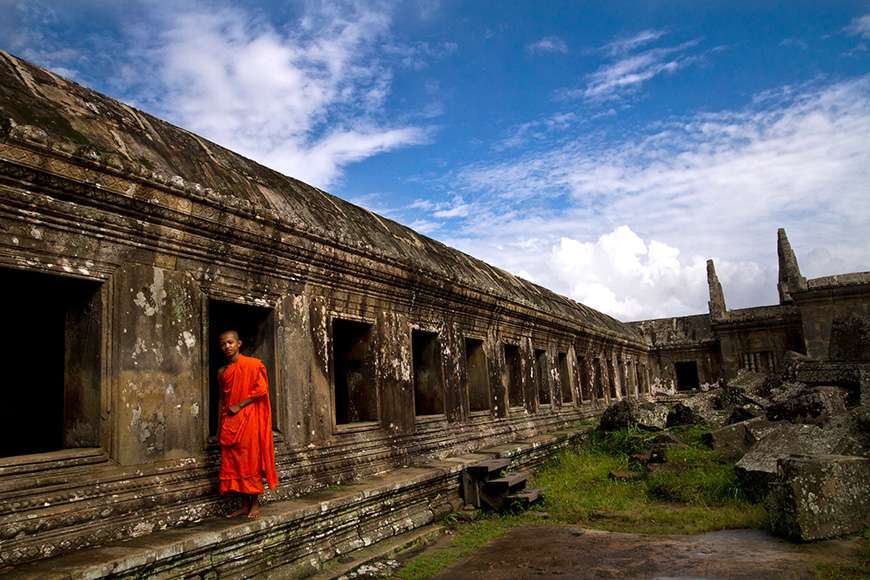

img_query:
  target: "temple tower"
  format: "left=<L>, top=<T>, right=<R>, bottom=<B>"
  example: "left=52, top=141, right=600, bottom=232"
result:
left=707, top=259, right=727, bottom=320
left=777, top=228, right=807, bottom=304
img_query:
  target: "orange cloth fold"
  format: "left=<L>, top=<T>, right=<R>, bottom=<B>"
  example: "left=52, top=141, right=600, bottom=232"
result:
left=218, top=354, right=279, bottom=494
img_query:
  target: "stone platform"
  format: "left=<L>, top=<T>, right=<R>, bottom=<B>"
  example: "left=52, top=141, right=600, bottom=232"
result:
left=4, top=427, right=591, bottom=579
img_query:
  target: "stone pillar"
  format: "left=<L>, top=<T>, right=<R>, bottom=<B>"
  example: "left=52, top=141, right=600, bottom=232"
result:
left=282, top=292, right=331, bottom=447
left=377, top=310, right=415, bottom=434
left=488, top=333, right=509, bottom=418
left=522, top=337, right=537, bottom=414
left=113, top=264, right=205, bottom=465
left=441, top=320, right=465, bottom=423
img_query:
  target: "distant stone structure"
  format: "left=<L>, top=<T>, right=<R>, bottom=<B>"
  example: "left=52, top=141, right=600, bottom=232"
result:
left=0, top=52, right=866, bottom=575
left=633, top=228, right=870, bottom=397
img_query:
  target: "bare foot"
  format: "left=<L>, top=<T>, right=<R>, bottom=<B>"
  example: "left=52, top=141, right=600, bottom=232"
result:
left=225, top=505, right=247, bottom=518
left=247, top=500, right=261, bottom=519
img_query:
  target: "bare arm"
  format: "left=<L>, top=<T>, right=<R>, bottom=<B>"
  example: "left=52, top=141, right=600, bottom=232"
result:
left=227, top=392, right=265, bottom=415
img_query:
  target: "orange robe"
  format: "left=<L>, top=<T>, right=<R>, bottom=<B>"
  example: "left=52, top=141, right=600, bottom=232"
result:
left=218, top=354, right=278, bottom=494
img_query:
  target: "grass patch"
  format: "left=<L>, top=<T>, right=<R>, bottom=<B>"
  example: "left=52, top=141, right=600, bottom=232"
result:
left=395, top=515, right=522, bottom=580
left=397, top=425, right=767, bottom=578
left=532, top=427, right=765, bottom=534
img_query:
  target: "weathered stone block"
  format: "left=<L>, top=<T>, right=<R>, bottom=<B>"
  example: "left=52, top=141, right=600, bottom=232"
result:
left=735, top=422, right=849, bottom=500
left=767, top=454, right=870, bottom=541
left=704, top=417, right=772, bottom=463
left=726, top=405, right=760, bottom=425
left=766, top=386, right=849, bottom=425
left=599, top=400, right=668, bottom=431
left=666, top=402, right=703, bottom=427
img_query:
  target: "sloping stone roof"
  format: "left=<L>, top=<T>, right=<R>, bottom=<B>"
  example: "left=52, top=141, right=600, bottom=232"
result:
left=0, top=51, right=642, bottom=342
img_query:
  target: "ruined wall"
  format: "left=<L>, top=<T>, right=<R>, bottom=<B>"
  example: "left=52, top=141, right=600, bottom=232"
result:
left=631, top=315, right=721, bottom=392
left=714, top=305, right=804, bottom=380
left=793, top=274, right=870, bottom=361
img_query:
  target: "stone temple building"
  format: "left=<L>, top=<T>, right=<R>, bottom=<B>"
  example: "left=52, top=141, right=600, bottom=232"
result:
left=0, top=52, right=867, bottom=576
left=634, top=229, right=870, bottom=397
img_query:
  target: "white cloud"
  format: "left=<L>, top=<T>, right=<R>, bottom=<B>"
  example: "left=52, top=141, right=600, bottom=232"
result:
left=427, top=76, right=870, bottom=319
left=602, top=29, right=667, bottom=56
left=845, top=13, right=870, bottom=38
left=527, top=36, right=568, bottom=54
left=581, top=39, right=702, bottom=101
left=120, top=1, right=426, bottom=188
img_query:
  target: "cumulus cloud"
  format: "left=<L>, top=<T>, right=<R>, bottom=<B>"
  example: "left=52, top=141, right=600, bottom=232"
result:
left=428, top=76, right=870, bottom=318
left=126, top=2, right=427, bottom=187
left=6, top=1, right=430, bottom=189
left=527, top=36, right=568, bottom=54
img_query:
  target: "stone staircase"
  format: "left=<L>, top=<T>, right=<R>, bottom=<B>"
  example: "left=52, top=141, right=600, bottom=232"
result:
left=461, top=457, right=541, bottom=511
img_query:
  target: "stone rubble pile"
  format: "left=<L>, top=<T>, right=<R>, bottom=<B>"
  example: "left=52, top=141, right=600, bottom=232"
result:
left=599, top=363, right=870, bottom=541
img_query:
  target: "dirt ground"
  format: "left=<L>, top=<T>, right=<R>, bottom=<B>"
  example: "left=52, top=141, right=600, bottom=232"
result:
left=430, top=526, right=863, bottom=579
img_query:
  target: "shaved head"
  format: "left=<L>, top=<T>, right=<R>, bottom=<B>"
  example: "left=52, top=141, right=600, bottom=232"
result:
left=219, top=330, right=240, bottom=341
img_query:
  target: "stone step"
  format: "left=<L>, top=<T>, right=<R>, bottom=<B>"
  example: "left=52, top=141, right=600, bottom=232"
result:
left=464, top=458, right=511, bottom=480
left=483, top=471, right=528, bottom=495
left=506, top=488, right=541, bottom=505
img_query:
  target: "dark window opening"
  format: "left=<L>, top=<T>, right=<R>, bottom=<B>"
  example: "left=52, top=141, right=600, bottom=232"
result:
left=209, top=300, right=276, bottom=436
left=504, top=344, right=524, bottom=408
left=593, top=358, right=604, bottom=400
left=534, top=349, right=550, bottom=405
left=465, top=338, right=490, bottom=412
left=558, top=352, right=572, bottom=403
left=577, top=355, right=590, bottom=401
left=2, top=268, right=102, bottom=458
left=413, top=329, right=444, bottom=416
left=331, top=319, right=377, bottom=425
left=675, top=361, right=700, bottom=391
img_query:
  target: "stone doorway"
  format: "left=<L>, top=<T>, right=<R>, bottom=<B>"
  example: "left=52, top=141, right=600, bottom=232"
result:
left=674, top=360, right=700, bottom=391
left=208, top=300, right=276, bottom=436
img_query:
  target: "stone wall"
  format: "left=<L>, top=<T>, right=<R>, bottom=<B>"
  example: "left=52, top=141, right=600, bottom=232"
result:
left=0, top=51, right=650, bottom=568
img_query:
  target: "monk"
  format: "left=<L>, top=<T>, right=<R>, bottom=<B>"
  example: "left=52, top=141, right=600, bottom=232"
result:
left=217, top=330, right=278, bottom=518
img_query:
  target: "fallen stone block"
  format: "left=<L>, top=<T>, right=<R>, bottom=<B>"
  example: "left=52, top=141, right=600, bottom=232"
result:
left=681, top=390, right=730, bottom=428
left=767, top=454, right=870, bottom=541
left=726, top=405, right=760, bottom=425
left=703, top=418, right=770, bottom=463
left=735, top=423, right=847, bottom=501
left=766, top=386, right=849, bottom=425
left=649, top=431, right=686, bottom=448
left=599, top=400, right=669, bottom=431
left=666, top=403, right=703, bottom=427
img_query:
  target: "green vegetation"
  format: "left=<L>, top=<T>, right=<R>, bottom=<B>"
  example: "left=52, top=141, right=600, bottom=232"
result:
left=396, top=425, right=766, bottom=578
left=533, top=425, right=765, bottom=534
left=396, top=515, right=523, bottom=580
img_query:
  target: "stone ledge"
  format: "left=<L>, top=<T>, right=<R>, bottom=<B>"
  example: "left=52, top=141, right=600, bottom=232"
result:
left=4, top=427, right=590, bottom=579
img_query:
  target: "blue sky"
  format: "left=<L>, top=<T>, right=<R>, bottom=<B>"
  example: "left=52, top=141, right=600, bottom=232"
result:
left=2, top=1, right=869, bottom=320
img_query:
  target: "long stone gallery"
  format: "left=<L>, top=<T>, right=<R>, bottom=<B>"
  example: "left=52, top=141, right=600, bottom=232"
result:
left=0, top=52, right=867, bottom=577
